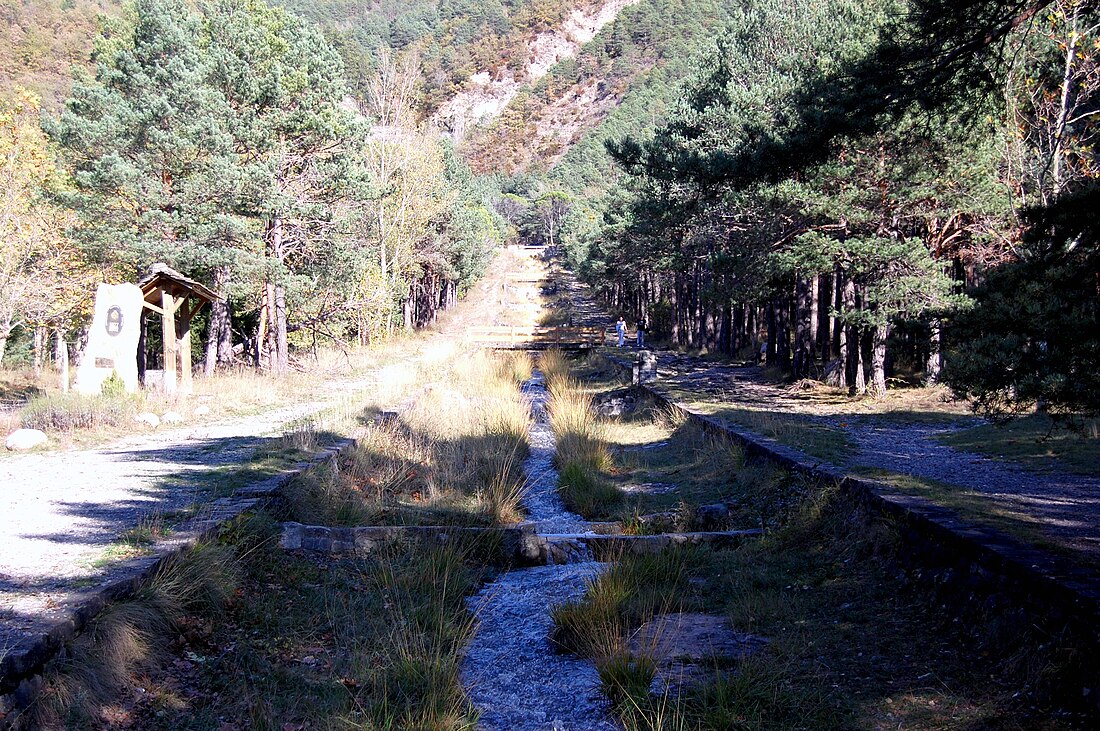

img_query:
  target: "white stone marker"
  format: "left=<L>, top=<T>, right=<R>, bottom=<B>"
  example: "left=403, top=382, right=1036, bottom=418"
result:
left=74, top=283, right=144, bottom=395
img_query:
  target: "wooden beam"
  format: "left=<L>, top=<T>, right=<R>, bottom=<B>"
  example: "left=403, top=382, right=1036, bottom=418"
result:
left=162, top=291, right=177, bottom=396
left=142, top=301, right=165, bottom=316
left=178, top=296, right=193, bottom=396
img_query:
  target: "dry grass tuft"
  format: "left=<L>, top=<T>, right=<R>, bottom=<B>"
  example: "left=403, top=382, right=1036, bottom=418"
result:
left=15, top=543, right=240, bottom=729
left=544, top=367, right=622, bottom=518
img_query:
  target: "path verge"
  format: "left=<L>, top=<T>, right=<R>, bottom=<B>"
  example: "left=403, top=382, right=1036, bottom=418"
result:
left=595, top=352, right=1100, bottom=660
left=0, top=436, right=354, bottom=707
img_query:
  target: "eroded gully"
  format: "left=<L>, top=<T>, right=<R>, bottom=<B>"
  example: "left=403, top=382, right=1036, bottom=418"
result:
left=460, top=370, right=615, bottom=731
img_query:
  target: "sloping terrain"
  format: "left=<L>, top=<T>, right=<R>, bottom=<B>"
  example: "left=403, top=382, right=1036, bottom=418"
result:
left=0, top=0, right=122, bottom=109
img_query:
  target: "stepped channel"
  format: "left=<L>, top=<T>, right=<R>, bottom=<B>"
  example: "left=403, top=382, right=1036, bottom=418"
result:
left=461, top=370, right=614, bottom=730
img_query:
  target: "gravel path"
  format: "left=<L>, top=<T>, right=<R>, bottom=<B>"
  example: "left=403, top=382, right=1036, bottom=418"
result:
left=639, top=350, right=1100, bottom=561
left=0, top=376, right=374, bottom=652
left=841, top=419, right=1100, bottom=557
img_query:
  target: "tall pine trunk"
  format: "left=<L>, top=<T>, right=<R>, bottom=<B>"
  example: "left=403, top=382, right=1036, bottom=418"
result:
left=265, top=218, right=289, bottom=375
left=842, top=278, right=864, bottom=394
left=870, top=323, right=889, bottom=397
left=793, top=278, right=814, bottom=378
left=204, top=265, right=233, bottom=376
left=926, top=319, right=943, bottom=383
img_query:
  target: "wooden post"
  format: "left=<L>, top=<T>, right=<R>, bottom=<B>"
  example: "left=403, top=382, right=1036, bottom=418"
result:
left=56, top=329, right=69, bottom=393
left=178, top=297, right=193, bottom=396
left=162, top=291, right=177, bottom=395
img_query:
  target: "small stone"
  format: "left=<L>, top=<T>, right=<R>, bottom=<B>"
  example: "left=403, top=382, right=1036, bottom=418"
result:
left=5, top=428, right=48, bottom=451
left=695, top=503, right=731, bottom=530
left=135, top=412, right=161, bottom=428
left=193, top=405, right=211, bottom=417
left=161, top=411, right=183, bottom=424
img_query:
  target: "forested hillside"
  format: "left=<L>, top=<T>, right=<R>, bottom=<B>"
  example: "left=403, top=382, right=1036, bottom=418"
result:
left=0, top=0, right=1097, bottom=419
left=561, top=0, right=1100, bottom=417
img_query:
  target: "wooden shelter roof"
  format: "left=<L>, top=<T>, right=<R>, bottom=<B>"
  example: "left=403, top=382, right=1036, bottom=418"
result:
left=138, top=263, right=222, bottom=305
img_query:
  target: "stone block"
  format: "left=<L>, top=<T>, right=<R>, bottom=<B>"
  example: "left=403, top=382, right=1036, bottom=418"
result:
left=75, top=282, right=144, bottom=395
left=5, top=429, right=48, bottom=451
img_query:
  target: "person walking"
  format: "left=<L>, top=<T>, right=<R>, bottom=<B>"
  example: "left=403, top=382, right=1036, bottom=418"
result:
left=637, top=316, right=647, bottom=348
left=615, top=316, right=626, bottom=347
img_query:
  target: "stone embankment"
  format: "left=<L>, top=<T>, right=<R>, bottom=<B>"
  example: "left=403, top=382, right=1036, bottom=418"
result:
left=280, top=521, right=760, bottom=565
left=597, top=351, right=1100, bottom=694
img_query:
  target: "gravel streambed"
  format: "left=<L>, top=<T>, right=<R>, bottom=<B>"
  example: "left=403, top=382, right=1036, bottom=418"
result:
left=461, top=370, right=612, bottom=730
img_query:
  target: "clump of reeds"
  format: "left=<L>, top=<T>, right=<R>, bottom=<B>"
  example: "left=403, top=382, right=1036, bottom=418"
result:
left=551, top=549, right=688, bottom=727
left=284, top=349, right=533, bottom=528
left=543, top=360, right=622, bottom=518
left=366, top=543, right=480, bottom=727
left=15, top=543, right=240, bottom=729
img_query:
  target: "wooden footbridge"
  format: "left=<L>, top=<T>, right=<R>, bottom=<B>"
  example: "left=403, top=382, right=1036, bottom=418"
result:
left=466, top=325, right=607, bottom=349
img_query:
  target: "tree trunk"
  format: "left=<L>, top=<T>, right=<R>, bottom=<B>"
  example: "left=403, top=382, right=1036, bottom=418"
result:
left=817, top=274, right=832, bottom=361
left=925, top=319, right=943, bottom=384
left=765, top=301, right=777, bottom=367
left=33, top=326, right=46, bottom=376
left=204, top=265, right=233, bottom=376
left=56, top=329, right=69, bottom=393
left=266, top=218, right=289, bottom=375
left=274, top=283, right=288, bottom=374
left=776, top=295, right=791, bottom=373
left=793, top=278, right=814, bottom=379
left=870, top=323, right=888, bottom=397
left=842, top=278, right=864, bottom=394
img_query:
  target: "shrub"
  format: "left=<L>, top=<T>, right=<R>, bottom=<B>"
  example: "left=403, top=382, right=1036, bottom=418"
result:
left=20, top=391, right=137, bottom=431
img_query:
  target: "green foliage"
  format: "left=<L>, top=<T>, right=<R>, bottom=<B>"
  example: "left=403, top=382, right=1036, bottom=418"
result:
left=100, top=370, right=126, bottom=397
left=943, top=185, right=1100, bottom=418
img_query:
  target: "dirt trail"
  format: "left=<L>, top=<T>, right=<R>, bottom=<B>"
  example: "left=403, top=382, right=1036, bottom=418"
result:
left=557, top=266, right=1100, bottom=564
left=0, top=247, right=548, bottom=658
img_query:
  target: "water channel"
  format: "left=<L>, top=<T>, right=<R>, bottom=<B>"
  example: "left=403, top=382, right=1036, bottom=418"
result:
left=461, top=370, right=616, bottom=730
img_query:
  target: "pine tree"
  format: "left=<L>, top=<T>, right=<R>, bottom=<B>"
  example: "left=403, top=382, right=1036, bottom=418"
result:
left=49, top=0, right=240, bottom=272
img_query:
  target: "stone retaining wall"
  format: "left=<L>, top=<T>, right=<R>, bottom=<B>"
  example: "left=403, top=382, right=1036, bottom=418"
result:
left=593, top=352, right=1100, bottom=690
left=280, top=521, right=762, bottom=565
left=0, top=438, right=355, bottom=706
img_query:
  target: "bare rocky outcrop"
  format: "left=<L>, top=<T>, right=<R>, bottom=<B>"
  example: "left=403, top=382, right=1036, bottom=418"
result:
left=435, top=0, right=641, bottom=141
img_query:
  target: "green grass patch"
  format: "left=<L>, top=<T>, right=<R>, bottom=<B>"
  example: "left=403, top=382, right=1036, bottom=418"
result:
left=698, top=405, right=854, bottom=463
left=558, top=461, right=624, bottom=520
left=551, top=480, right=1085, bottom=730
left=938, top=414, right=1100, bottom=476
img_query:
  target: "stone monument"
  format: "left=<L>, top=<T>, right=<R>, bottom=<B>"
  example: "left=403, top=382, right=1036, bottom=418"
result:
left=74, top=283, right=144, bottom=395
left=633, top=350, right=658, bottom=386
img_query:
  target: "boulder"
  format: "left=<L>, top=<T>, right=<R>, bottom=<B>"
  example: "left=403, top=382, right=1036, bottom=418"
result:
left=193, top=405, right=211, bottom=417
left=6, top=428, right=48, bottom=451
left=595, top=387, right=637, bottom=418
left=161, top=411, right=183, bottom=424
left=694, top=503, right=732, bottom=531
left=135, top=412, right=161, bottom=428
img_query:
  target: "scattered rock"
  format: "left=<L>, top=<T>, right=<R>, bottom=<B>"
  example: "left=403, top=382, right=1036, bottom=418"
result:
left=630, top=613, right=768, bottom=692
left=135, top=412, right=161, bottom=428
left=694, top=503, right=733, bottom=531
left=595, top=387, right=637, bottom=418
left=192, top=405, right=211, bottom=417
left=5, top=429, right=48, bottom=451
left=161, top=411, right=183, bottom=424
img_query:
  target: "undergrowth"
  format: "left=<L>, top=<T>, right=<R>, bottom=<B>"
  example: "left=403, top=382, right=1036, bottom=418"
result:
left=550, top=480, right=1090, bottom=730
left=541, top=350, right=624, bottom=519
